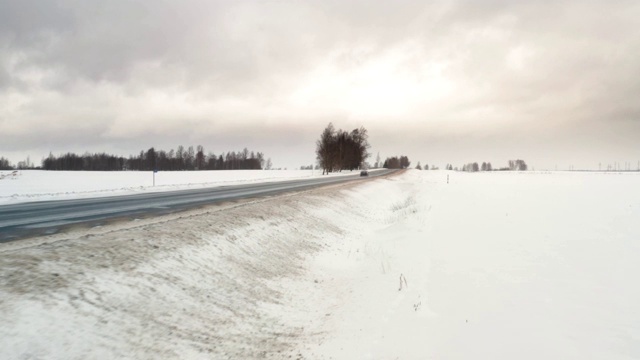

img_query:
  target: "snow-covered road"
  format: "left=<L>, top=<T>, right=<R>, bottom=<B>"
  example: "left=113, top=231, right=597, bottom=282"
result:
left=1, top=170, right=639, bottom=359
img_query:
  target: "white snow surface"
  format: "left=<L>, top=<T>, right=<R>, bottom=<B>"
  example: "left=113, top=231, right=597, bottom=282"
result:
left=0, top=169, right=376, bottom=205
left=1, top=170, right=639, bottom=359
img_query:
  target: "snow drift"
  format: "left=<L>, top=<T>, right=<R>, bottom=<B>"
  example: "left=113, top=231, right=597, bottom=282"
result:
left=1, top=170, right=639, bottom=359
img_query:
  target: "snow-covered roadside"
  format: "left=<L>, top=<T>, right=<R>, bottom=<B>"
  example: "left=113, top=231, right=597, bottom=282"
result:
left=1, top=170, right=639, bottom=359
left=0, top=171, right=400, bottom=359
left=0, top=169, right=383, bottom=205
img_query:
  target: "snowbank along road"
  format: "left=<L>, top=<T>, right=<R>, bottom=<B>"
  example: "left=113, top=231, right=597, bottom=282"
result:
left=0, top=169, right=395, bottom=242
left=1, top=170, right=639, bottom=359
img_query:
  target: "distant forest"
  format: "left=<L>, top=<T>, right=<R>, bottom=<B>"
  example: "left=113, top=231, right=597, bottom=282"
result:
left=37, top=146, right=270, bottom=171
left=458, top=159, right=526, bottom=172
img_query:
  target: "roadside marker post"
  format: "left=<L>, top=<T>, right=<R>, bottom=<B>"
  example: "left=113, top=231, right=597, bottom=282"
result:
left=153, top=169, right=158, bottom=186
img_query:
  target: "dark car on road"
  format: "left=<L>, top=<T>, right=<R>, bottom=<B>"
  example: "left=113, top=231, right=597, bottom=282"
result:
left=360, top=170, right=369, bottom=177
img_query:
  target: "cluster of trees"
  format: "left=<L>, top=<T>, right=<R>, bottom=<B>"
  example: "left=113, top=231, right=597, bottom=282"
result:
left=16, top=157, right=35, bottom=170
left=43, top=153, right=127, bottom=171
left=461, top=162, right=493, bottom=172
left=0, top=156, right=35, bottom=170
left=0, top=157, right=13, bottom=170
left=416, top=162, right=438, bottom=170
left=40, top=146, right=270, bottom=171
left=383, top=156, right=410, bottom=169
left=462, top=163, right=480, bottom=172
left=507, top=159, right=528, bottom=171
left=316, top=123, right=370, bottom=174
left=459, top=160, right=527, bottom=172
left=126, top=146, right=268, bottom=171
left=411, top=160, right=528, bottom=172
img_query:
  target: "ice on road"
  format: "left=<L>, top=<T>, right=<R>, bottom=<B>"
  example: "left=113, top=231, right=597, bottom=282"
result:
left=1, top=170, right=639, bottom=359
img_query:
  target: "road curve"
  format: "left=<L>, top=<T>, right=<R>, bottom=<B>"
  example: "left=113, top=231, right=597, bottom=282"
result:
left=0, top=169, right=397, bottom=242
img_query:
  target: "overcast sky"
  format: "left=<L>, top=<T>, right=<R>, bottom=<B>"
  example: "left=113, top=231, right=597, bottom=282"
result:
left=1, top=0, right=639, bottom=170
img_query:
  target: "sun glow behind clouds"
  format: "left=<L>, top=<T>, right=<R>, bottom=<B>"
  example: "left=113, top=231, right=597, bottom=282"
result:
left=2, top=0, right=640, bottom=169
left=289, top=43, right=453, bottom=121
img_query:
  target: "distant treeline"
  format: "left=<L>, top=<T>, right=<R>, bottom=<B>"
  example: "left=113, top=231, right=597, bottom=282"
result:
left=507, top=159, right=528, bottom=171
left=383, top=156, right=411, bottom=169
left=40, top=146, right=270, bottom=171
left=461, top=162, right=492, bottom=172
left=0, top=157, right=13, bottom=170
left=316, top=123, right=370, bottom=175
left=0, top=156, right=34, bottom=170
left=457, top=159, right=526, bottom=172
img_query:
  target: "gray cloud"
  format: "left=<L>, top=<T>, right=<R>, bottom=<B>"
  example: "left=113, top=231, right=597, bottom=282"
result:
left=1, top=0, right=639, bottom=169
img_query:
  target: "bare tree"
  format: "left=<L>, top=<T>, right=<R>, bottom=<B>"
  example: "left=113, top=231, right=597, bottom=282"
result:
left=316, top=123, right=338, bottom=174
left=146, top=147, right=157, bottom=170
left=195, top=145, right=205, bottom=170
left=176, top=146, right=185, bottom=170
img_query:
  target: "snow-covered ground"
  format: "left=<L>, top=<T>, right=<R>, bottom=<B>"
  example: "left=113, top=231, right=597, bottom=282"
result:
left=1, top=170, right=639, bottom=359
left=0, top=169, right=377, bottom=205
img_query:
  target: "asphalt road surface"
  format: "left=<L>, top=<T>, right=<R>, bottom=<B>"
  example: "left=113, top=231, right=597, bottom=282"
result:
left=0, top=169, right=397, bottom=242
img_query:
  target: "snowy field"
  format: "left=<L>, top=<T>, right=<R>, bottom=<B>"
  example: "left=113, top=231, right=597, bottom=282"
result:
left=1, top=170, right=639, bottom=359
left=0, top=169, right=376, bottom=205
